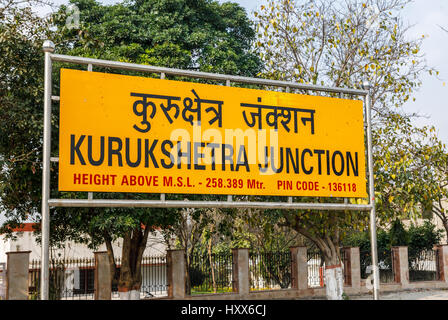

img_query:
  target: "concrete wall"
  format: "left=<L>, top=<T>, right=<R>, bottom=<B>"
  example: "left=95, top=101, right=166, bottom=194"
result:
left=94, top=252, right=112, bottom=300
left=6, top=251, right=30, bottom=300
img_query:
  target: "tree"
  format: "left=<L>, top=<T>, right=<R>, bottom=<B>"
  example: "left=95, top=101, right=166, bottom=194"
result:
left=373, top=111, right=448, bottom=242
left=412, top=133, right=448, bottom=243
left=163, top=206, right=213, bottom=295
left=0, top=0, right=262, bottom=299
left=50, top=0, right=261, bottom=298
left=426, top=162, right=448, bottom=244
left=0, top=0, right=54, bottom=233
left=52, top=0, right=261, bottom=76
left=254, top=0, right=438, bottom=299
left=407, top=220, right=444, bottom=261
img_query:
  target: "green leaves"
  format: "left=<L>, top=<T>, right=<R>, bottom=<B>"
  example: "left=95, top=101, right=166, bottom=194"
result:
left=252, top=0, right=446, bottom=259
left=0, top=3, right=55, bottom=236
left=373, top=112, right=448, bottom=225
left=0, top=0, right=263, bottom=251
left=53, top=0, right=262, bottom=77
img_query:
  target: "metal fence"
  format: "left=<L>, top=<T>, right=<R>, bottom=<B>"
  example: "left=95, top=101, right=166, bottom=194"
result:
left=249, top=251, right=292, bottom=291
left=359, top=248, right=394, bottom=283
left=29, top=255, right=167, bottom=300
left=140, top=255, right=168, bottom=297
left=29, top=258, right=95, bottom=300
left=307, top=250, right=324, bottom=288
left=112, top=255, right=168, bottom=298
left=188, top=252, right=233, bottom=295
left=409, top=250, right=439, bottom=282
left=26, top=247, right=442, bottom=299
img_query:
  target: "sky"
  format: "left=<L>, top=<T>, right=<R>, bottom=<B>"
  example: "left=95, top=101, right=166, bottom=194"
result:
left=0, top=0, right=445, bottom=226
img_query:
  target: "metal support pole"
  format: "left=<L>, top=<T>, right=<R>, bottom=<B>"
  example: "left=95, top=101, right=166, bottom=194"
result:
left=364, top=81, right=380, bottom=300
left=285, top=86, right=293, bottom=204
left=159, top=72, right=167, bottom=202
left=41, top=40, right=55, bottom=300
left=226, top=79, right=232, bottom=203
left=87, top=64, right=93, bottom=201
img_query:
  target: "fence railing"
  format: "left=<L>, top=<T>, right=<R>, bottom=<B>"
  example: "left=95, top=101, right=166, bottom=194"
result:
left=307, top=249, right=348, bottom=288
left=29, top=258, right=95, bottom=300
left=409, top=250, right=439, bottom=282
left=140, top=255, right=168, bottom=296
left=307, top=250, right=324, bottom=288
left=249, top=251, right=292, bottom=291
left=359, top=248, right=395, bottom=283
left=188, top=252, right=233, bottom=295
left=29, top=255, right=167, bottom=300
left=27, top=246, right=441, bottom=299
left=111, top=255, right=168, bottom=298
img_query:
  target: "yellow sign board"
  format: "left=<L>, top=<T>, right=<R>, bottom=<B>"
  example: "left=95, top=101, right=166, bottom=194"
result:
left=59, top=68, right=367, bottom=198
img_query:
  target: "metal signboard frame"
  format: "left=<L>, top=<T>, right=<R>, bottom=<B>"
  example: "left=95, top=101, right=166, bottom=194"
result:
left=41, top=40, right=380, bottom=299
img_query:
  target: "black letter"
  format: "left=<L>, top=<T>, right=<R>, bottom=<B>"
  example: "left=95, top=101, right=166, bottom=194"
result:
left=125, top=138, right=142, bottom=168
left=270, top=146, right=284, bottom=173
left=235, top=145, right=250, bottom=172
left=207, top=143, right=220, bottom=171
left=332, top=151, right=345, bottom=176
left=222, top=144, right=234, bottom=171
left=258, top=146, right=269, bottom=173
left=346, top=152, right=359, bottom=176
left=177, top=141, right=191, bottom=169
left=285, top=148, right=299, bottom=174
left=145, top=139, right=159, bottom=168
left=194, top=142, right=206, bottom=170
left=108, top=137, right=123, bottom=167
left=314, top=149, right=325, bottom=175
left=87, top=136, right=105, bottom=166
left=161, top=140, right=174, bottom=169
left=70, top=134, right=86, bottom=165
left=301, top=149, right=313, bottom=174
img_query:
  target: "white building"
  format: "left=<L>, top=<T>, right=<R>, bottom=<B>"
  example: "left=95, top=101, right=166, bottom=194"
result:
left=0, top=223, right=168, bottom=263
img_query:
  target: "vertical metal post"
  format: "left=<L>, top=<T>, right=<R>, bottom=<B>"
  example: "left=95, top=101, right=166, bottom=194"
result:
left=160, top=71, right=166, bottom=202
left=87, top=65, right=93, bottom=201
left=41, top=40, right=55, bottom=300
left=285, top=86, right=293, bottom=204
left=339, top=93, right=349, bottom=207
left=226, top=79, right=232, bottom=202
left=363, top=81, right=380, bottom=300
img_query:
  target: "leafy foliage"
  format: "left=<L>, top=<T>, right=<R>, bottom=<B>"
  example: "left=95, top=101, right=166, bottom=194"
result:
left=0, top=0, right=263, bottom=293
left=373, top=113, right=448, bottom=225
left=0, top=1, right=55, bottom=233
left=254, top=0, right=435, bottom=117
left=52, top=0, right=261, bottom=75
left=407, top=220, right=444, bottom=262
left=253, top=0, right=444, bottom=298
